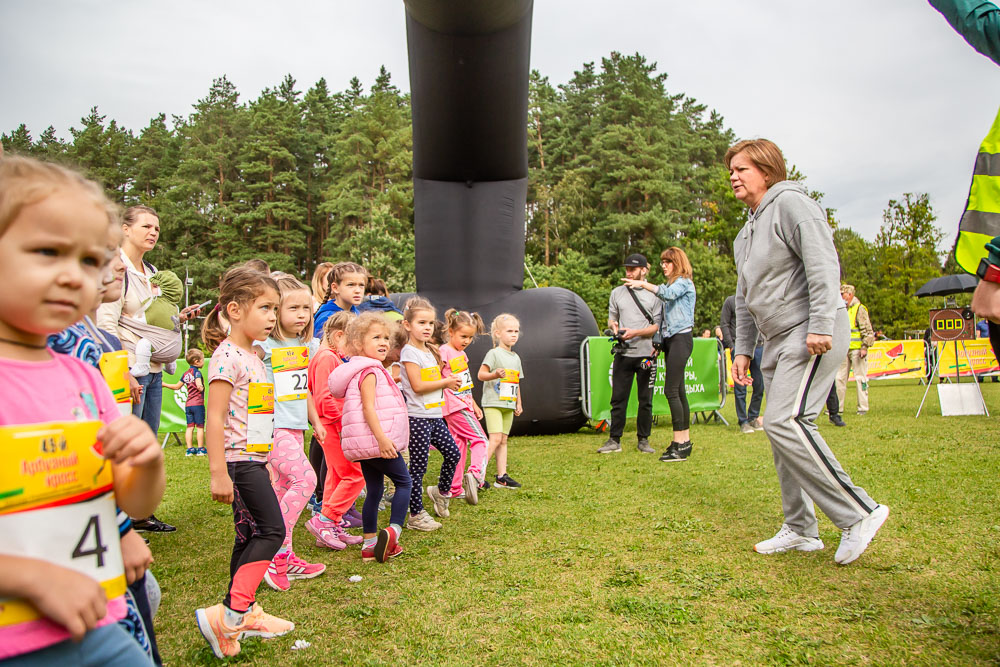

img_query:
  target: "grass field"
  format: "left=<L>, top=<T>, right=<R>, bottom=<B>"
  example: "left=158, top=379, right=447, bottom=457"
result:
left=149, top=380, right=1000, bottom=665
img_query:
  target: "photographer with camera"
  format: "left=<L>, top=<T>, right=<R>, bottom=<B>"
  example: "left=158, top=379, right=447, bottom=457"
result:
left=597, top=254, right=663, bottom=455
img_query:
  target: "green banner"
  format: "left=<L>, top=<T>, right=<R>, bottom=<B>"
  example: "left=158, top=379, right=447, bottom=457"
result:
left=161, top=361, right=204, bottom=433
left=581, top=336, right=723, bottom=421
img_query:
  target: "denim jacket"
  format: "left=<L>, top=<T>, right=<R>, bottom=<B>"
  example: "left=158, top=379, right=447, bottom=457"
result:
left=655, top=277, right=696, bottom=338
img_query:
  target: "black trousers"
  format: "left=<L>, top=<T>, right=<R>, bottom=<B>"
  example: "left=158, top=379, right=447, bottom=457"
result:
left=225, top=461, right=284, bottom=612
left=661, top=331, right=693, bottom=432
left=308, top=435, right=327, bottom=502
left=826, top=384, right=840, bottom=415
left=609, top=354, right=654, bottom=440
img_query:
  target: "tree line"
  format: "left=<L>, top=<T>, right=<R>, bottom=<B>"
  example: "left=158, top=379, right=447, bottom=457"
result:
left=2, top=52, right=952, bottom=338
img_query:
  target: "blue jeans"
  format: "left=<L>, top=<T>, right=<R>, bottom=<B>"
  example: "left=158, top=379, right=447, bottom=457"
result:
left=132, top=372, right=162, bottom=435
left=734, top=346, right=764, bottom=425
left=4, top=623, right=152, bottom=666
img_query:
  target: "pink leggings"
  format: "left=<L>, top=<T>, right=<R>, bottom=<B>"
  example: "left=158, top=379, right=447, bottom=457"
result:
left=267, top=428, right=317, bottom=550
left=445, top=409, right=488, bottom=496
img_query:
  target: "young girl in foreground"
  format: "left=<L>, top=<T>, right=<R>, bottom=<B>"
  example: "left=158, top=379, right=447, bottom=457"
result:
left=255, top=274, right=325, bottom=591
left=478, top=313, right=524, bottom=489
left=399, top=298, right=462, bottom=530
left=195, top=266, right=294, bottom=659
left=439, top=309, right=490, bottom=503
left=330, top=313, right=413, bottom=562
left=0, top=156, right=165, bottom=665
left=306, top=312, right=364, bottom=549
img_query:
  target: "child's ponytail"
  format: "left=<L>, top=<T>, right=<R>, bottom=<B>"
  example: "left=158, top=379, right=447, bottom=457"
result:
left=201, top=265, right=279, bottom=353
left=444, top=308, right=487, bottom=340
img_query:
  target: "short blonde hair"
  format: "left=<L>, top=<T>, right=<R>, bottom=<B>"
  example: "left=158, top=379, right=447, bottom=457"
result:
left=346, top=312, right=392, bottom=356
left=271, top=274, right=314, bottom=342
left=490, top=313, right=520, bottom=346
left=724, top=138, right=787, bottom=188
left=0, top=155, right=118, bottom=239
left=659, top=247, right=693, bottom=284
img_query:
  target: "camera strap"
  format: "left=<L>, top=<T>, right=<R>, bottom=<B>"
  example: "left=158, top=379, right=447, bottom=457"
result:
left=626, top=287, right=658, bottom=326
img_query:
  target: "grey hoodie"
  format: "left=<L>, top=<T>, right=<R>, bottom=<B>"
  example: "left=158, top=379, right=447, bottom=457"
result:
left=732, top=181, right=844, bottom=358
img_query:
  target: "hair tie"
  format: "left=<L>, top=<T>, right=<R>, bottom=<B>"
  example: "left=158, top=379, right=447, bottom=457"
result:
left=213, top=303, right=221, bottom=313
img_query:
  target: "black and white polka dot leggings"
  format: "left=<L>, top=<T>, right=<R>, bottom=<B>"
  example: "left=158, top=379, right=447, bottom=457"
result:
left=407, top=416, right=461, bottom=515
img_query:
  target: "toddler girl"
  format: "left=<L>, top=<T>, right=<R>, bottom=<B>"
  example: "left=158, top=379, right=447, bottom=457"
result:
left=254, top=273, right=325, bottom=591
left=330, top=313, right=413, bottom=562
left=478, top=313, right=524, bottom=489
left=399, top=297, right=462, bottom=530
left=195, top=265, right=294, bottom=659
left=0, top=156, right=165, bottom=665
left=439, top=309, right=489, bottom=504
left=306, top=312, right=364, bottom=549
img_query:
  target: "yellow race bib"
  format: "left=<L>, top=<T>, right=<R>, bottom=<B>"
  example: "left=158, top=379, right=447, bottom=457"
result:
left=419, top=366, right=444, bottom=409
left=246, top=382, right=275, bottom=453
left=98, top=350, right=132, bottom=417
left=499, top=369, right=520, bottom=402
left=0, top=421, right=125, bottom=628
left=449, top=356, right=474, bottom=393
left=272, top=346, right=309, bottom=402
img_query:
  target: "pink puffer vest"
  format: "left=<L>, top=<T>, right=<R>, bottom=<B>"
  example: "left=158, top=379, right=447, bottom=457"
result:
left=329, top=357, right=409, bottom=461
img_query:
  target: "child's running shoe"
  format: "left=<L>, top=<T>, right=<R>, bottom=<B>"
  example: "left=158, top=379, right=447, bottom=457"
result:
left=306, top=515, right=346, bottom=550
left=197, top=447, right=207, bottom=456
left=405, top=509, right=442, bottom=531
left=237, top=602, right=294, bottom=639
left=427, top=485, right=450, bottom=518
left=195, top=603, right=242, bottom=658
left=286, top=551, right=326, bottom=580
left=342, top=507, right=363, bottom=529
left=332, top=521, right=363, bottom=545
left=463, top=472, right=479, bottom=505
left=263, top=552, right=290, bottom=592
left=494, top=473, right=521, bottom=489
left=374, top=525, right=401, bottom=563
left=185, top=447, right=196, bottom=457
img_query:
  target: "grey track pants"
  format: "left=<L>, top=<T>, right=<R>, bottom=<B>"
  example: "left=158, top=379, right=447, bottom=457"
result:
left=759, top=308, right=878, bottom=536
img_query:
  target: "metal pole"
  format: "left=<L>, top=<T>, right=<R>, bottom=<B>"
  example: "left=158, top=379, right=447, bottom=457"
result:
left=182, top=252, right=190, bottom=355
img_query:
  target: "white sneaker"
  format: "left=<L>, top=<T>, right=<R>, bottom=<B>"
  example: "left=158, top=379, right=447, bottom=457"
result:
left=405, top=509, right=442, bottom=532
left=754, top=524, right=824, bottom=555
left=426, top=486, right=450, bottom=518
left=835, top=504, right=889, bottom=565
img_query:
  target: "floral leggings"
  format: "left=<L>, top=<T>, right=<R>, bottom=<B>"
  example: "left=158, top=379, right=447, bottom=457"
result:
left=267, top=428, right=317, bottom=551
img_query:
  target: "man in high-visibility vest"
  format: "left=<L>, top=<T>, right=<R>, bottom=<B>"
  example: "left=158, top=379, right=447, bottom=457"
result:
left=835, top=284, right=875, bottom=415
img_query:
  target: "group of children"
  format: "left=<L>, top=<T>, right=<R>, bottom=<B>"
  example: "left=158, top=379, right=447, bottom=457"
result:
left=0, top=153, right=529, bottom=664
left=177, top=263, right=527, bottom=657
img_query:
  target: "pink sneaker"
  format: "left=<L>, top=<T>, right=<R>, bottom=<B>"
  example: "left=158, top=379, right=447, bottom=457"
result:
left=306, top=515, right=346, bottom=550
left=332, top=521, right=363, bottom=546
left=263, top=552, right=290, bottom=591
left=286, top=551, right=326, bottom=580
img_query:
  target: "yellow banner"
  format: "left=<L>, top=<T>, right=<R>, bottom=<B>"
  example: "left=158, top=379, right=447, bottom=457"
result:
left=859, top=340, right=927, bottom=380
left=937, top=339, right=1000, bottom=378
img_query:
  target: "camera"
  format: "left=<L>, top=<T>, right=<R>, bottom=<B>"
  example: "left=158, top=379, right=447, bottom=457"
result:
left=603, top=329, right=629, bottom=356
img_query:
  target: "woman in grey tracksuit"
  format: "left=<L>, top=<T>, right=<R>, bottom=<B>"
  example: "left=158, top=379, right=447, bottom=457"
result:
left=727, top=139, right=888, bottom=566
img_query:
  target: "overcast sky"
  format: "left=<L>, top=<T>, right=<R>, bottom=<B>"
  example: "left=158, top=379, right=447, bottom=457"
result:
left=2, top=1, right=999, bottom=245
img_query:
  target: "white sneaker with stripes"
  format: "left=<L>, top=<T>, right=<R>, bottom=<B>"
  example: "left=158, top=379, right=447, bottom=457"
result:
left=754, top=524, right=824, bottom=555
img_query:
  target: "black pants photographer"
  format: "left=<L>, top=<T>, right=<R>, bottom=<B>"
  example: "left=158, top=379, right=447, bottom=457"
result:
left=609, top=352, right=655, bottom=444
left=599, top=254, right=663, bottom=454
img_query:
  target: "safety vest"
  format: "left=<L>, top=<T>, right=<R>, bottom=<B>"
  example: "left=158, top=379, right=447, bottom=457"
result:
left=955, top=106, right=1000, bottom=274
left=849, top=303, right=863, bottom=350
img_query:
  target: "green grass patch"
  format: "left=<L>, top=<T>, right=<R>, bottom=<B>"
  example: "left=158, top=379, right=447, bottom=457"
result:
left=148, top=381, right=1000, bottom=665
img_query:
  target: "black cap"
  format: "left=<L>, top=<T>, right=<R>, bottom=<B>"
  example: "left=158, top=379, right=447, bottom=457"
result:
left=624, top=253, right=648, bottom=268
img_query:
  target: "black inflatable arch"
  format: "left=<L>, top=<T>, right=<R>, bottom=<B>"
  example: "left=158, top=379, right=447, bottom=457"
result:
left=399, top=0, right=599, bottom=435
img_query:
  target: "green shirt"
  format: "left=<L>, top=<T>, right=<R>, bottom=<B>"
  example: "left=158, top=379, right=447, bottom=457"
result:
left=480, top=347, right=523, bottom=409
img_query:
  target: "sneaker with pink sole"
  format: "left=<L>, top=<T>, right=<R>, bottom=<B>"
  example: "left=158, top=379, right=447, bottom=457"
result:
left=286, top=551, right=326, bottom=580
left=263, top=552, right=290, bottom=591
left=332, top=520, right=363, bottom=546
left=306, top=515, right=346, bottom=550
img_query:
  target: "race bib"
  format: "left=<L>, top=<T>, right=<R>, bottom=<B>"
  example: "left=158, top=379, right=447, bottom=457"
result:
left=272, top=346, right=309, bottom=402
left=246, top=382, right=274, bottom=453
left=498, top=369, right=520, bottom=402
left=448, top=356, right=474, bottom=393
left=419, top=366, right=444, bottom=410
left=0, top=421, right=125, bottom=628
left=98, top=350, right=132, bottom=417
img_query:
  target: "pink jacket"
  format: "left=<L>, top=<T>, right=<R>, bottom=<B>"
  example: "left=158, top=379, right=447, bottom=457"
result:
left=329, top=356, right=409, bottom=461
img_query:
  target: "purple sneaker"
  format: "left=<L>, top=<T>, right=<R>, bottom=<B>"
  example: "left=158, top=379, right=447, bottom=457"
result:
left=342, top=507, right=363, bottom=529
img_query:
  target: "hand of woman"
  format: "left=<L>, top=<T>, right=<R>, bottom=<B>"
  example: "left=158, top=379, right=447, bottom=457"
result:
left=178, top=304, right=203, bottom=323
left=805, top=334, right=833, bottom=356
left=129, top=376, right=143, bottom=403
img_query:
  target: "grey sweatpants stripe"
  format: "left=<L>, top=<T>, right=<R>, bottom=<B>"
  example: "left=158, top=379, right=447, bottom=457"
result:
left=760, top=308, right=877, bottom=534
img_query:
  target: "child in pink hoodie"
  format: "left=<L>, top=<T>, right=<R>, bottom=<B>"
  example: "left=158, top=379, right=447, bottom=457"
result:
left=330, top=313, right=412, bottom=563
